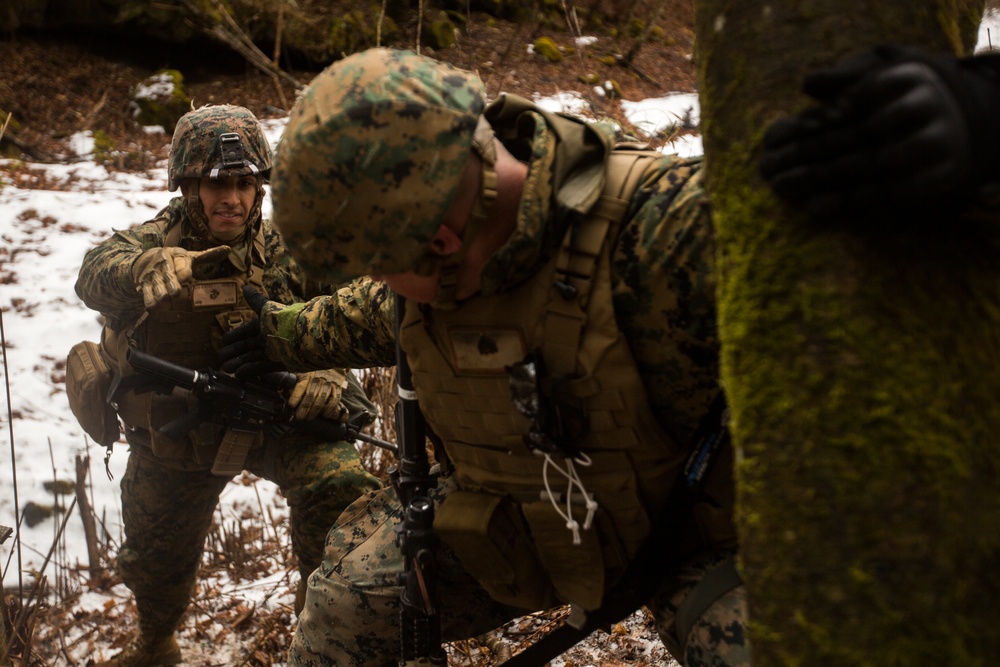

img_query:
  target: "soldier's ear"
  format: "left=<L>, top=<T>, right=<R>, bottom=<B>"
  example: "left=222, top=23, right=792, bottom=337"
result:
left=430, top=225, right=463, bottom=257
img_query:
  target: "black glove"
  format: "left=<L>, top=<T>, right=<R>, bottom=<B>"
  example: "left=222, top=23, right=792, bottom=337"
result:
left=760, top=45, right=1000, bottom=221
left=219, top=285, right=288, bottom=379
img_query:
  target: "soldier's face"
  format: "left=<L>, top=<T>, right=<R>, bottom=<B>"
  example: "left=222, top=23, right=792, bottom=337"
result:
left=373, top=203, right=473, bottom=304
left=198, top=175, right=258, bottom=233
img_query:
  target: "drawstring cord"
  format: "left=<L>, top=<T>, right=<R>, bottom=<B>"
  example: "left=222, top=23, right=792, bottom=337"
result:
left=540, top=451, right=599, bottom=545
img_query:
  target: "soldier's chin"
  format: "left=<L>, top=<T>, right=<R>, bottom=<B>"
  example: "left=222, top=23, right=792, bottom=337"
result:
left=208, top=217, right=248, bottom=240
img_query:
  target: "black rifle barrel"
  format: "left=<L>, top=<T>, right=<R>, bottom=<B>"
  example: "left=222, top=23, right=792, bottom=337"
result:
left=393, top=294, right=445, bottom=666
left=125, top=347, right=199, bottom=389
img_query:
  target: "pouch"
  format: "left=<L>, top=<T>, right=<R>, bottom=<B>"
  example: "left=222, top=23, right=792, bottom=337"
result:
left=434, top=490, right=557, bottom=611
left=65, top=340, right=120, bottom=447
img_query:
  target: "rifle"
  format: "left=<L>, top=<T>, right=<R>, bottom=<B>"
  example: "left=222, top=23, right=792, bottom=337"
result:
left=118, top=347, right=397, bottom=475
left=390, top=294, right=445, bottom=666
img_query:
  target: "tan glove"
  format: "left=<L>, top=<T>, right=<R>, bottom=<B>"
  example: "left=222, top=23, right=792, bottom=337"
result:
left=131, top=245, right=231, bottom=309
left=287, top=369, right=350, bottom=422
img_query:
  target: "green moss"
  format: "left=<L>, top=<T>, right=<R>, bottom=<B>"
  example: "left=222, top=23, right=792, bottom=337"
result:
left=329, top=10, right=398, bottom=57
left=0, top=109, right=22, bottom=134
left=92, top=129, right=115, bottom=164
left=533, top=36, right=564, bottom=63
left=625, top=18, right=645, bottom=39
left=695, top=4, right=1000, bottom=658
left=130, top=69, right=191, bottom=133
left=423, top=14, right=458, bottom=50
left=935, top=0, right=989, bottom=52
left=578, top=72, right=601, bottom=85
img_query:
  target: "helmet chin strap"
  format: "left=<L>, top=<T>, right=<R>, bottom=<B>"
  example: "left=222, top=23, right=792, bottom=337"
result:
left=430, top=116, right=499, bottom=310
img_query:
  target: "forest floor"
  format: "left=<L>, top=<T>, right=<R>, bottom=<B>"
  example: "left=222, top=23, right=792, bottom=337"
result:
left=0, top=0, right=696, bottom=167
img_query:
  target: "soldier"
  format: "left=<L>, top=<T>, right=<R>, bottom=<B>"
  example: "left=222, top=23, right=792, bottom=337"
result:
left=219, top=49, right=748, bottom=667
left=73, top=104, right=382, bottom=667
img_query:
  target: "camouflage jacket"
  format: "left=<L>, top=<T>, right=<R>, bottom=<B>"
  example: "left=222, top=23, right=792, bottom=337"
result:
left=75, top=197, right=336, bottom=331
left=263, top=115, right=718, bottom=447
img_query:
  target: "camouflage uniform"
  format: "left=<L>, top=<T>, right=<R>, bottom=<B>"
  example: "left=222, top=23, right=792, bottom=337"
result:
left=232, top=50, right=748, bottom=667
left=74, top=107, right=381, bottom=665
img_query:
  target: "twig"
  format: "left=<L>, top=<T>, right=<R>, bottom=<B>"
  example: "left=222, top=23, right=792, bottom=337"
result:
left=273, top=0, right=284, bottom=66
left=416, top=0, right=424, bottom=54
left=251, top=480, right=279, bottom=544
left=74, top=454, right=102, bottom=576
left=180, top=0, right=300, bottom=105
left=2, top=497, right=77, bottom=666
left=80, top=89, right=109, bottom=128
left=377, top=0, right=388, bottom=47
left=57, top=627, right=78, bottom=666
left=0, top=306, right=23, bottom=601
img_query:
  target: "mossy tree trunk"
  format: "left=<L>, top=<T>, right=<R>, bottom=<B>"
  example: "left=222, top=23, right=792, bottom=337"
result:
left=692, top=1, right=998, bottom=664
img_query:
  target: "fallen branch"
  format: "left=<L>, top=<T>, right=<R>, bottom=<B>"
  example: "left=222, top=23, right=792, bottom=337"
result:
left=180, top=0, right=301, bottom=108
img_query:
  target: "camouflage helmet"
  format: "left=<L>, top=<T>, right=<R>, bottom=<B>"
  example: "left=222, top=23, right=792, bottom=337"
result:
left=167, top=104, right=272, bottom=192
left=272, top=48, right=487, bottom=285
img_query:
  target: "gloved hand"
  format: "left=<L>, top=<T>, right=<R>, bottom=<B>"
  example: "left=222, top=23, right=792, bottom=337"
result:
left=132, top=245, right=231, bottom=309
left=219, top=285, right=288, bottom=378
left=759, top=45, right=1000, bottom=220
left=286, top=369, right=350, bottom=422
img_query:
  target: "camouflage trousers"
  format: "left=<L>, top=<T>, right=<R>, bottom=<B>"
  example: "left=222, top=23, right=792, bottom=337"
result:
left=117, top=427, right=382, bottom=637
left=289, top=479, right=750, bottom=667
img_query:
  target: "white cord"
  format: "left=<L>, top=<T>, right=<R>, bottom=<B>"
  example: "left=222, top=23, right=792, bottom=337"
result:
left=541, top=451, right=599, bottom=545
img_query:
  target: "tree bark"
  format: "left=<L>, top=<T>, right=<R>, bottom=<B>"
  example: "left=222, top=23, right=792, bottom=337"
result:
left=693, top=1, right=997, bottom=664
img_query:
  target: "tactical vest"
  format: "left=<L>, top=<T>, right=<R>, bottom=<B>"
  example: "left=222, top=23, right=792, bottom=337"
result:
left=403, top=148, right=692, bottom=612
left=103, top=221, right=266, bottom=464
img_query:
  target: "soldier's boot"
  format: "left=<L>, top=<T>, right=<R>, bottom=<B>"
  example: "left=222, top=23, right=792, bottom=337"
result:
left=94, top=632, right=181, bottom=667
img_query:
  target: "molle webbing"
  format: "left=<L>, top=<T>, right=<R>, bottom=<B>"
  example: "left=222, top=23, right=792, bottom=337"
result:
left=405, top=147, right=682, bottom=611
left=545, top=148, right=662, bottom=373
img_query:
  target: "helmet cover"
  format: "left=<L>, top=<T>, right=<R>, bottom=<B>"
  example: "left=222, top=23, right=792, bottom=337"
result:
left=168, top=104, right=272, bottom=192
left=271, top=48, right=487, bottom=284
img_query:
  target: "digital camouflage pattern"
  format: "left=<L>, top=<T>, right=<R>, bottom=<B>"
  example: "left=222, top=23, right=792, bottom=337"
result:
left=651, top=551, right=749, bottom=667
left=291, top=486, right=748, bottom=667
left=263, top=86, right=745, bottom=664
left=272, top=48, right=486, bottom=284
left=75, top=195, right=383, bottom=651
left=258, top=276, right=397, bottom=372
left=119, top=424, right=380, bottom=637
left=167, top=104, right=272, bottom=191
left=291, top=478, right=525, bottom=667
